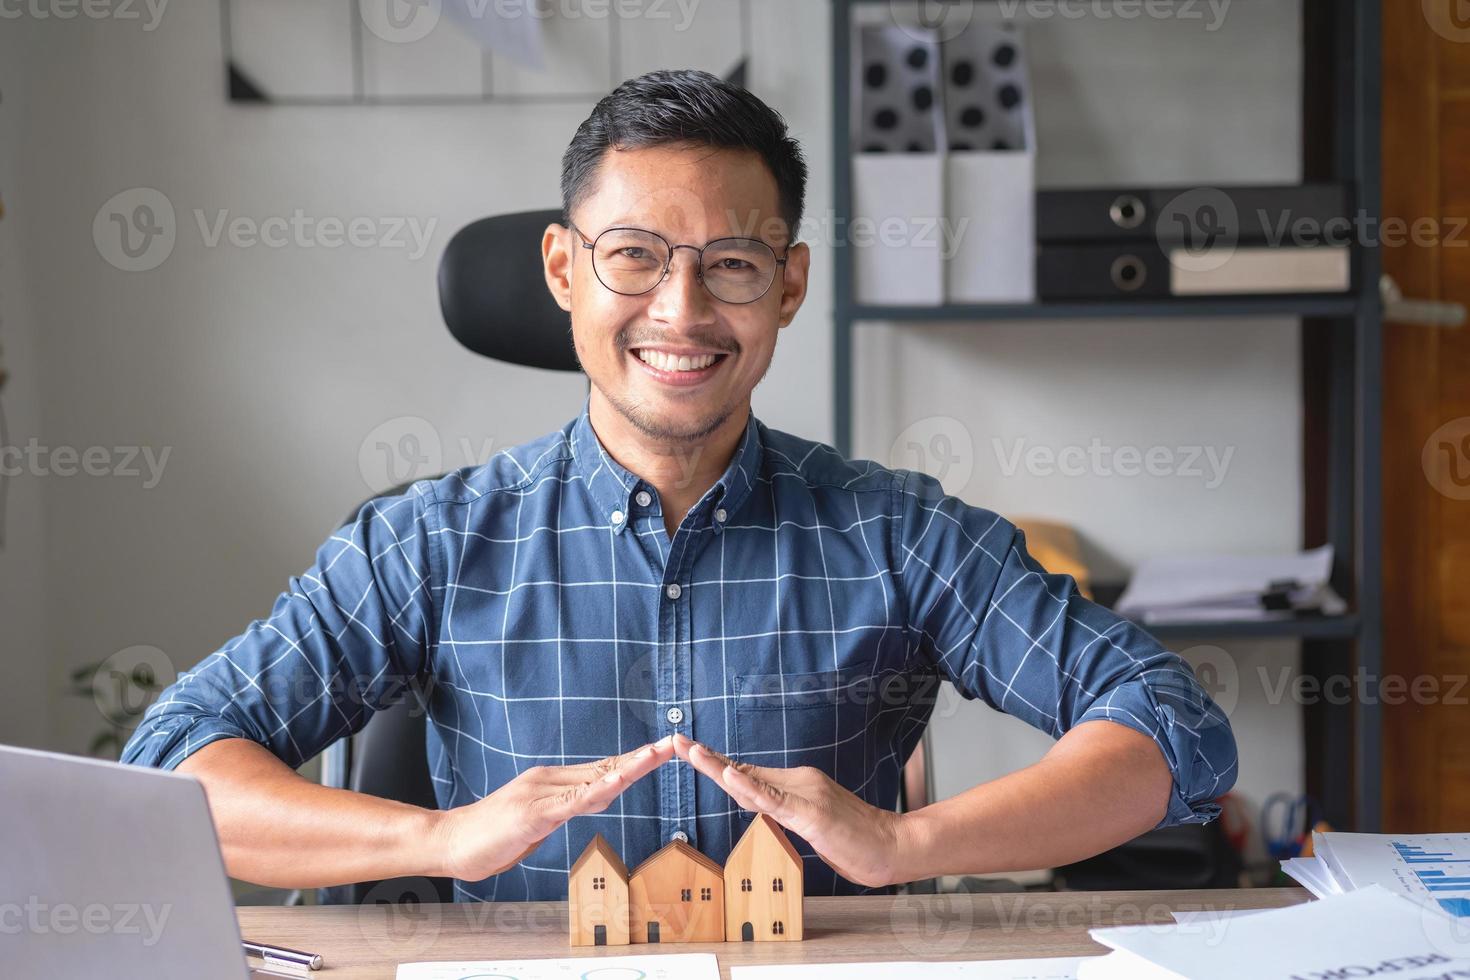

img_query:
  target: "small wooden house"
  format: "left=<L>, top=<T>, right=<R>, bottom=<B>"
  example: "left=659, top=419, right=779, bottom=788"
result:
left=723, top=814, right=803, bottom=942
left=628, top=838, right=726, bottom=943
left=569, top=834, right=630, bottom=946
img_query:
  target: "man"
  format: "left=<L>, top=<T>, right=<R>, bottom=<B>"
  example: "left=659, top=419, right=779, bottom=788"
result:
left=123, top=69, right=1235, bottom=900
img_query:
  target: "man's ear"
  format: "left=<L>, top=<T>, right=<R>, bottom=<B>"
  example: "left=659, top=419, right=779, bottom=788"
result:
left=776, top=241, right=811, bottom=329
left=543, top=223, right=574, bottom=313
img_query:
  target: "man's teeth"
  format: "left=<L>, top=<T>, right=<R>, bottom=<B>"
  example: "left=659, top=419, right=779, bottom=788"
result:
left=636, top=350, right=719, bottom=372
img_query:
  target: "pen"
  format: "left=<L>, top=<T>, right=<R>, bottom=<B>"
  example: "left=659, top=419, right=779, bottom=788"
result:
left=242, top=939, right=324, bottom=971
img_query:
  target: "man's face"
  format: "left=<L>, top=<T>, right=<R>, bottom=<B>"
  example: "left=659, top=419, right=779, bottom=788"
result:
left=544, top=143, right=810, bottom=444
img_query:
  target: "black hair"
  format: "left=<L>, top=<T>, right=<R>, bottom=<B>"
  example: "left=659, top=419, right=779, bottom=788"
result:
left=561, top=68, right=808, bottom=238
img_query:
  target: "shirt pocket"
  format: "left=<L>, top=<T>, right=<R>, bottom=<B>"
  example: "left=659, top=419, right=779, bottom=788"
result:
left=733, top=668, right=873, bottom=779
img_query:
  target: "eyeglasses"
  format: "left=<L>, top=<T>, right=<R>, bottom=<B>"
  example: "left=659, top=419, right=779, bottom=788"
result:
left=572, top=223, right=789, bottom=306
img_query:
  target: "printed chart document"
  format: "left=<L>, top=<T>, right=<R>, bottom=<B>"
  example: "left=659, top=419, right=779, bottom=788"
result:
left=396, top=952, right=720, bottom=980
left=1283, top=832, right=1470, bottom=917
left=1077, top=886, right=1470, bottom=980
left=731, top=959, right=1087, bottom=979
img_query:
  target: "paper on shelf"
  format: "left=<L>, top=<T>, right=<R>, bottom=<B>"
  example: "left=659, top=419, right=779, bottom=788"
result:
left=1115, top=546, right=1339, bottom=622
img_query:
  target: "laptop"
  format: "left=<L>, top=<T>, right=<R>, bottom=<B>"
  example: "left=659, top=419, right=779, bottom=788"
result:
left=1, top=744, right=255, bottom=979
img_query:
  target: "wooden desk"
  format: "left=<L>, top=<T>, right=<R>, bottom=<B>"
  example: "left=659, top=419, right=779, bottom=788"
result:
left=238, top=888, right=1310, bottom=978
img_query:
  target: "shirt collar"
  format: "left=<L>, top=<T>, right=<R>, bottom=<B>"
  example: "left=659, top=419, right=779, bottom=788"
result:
left=569, top=402, right=763, bottom=534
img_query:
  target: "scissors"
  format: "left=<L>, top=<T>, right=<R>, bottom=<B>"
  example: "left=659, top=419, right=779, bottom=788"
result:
left=1262, top=792, right=1318, bottom=861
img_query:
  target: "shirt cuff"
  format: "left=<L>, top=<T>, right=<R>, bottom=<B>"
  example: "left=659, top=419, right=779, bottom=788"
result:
left=119, top=717, right=250, bottom=772
left=1074, top=665, right=1237, bottom=829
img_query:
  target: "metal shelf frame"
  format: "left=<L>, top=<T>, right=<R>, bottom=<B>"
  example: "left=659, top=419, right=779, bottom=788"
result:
left=831, top=0, right=1383, bottom=832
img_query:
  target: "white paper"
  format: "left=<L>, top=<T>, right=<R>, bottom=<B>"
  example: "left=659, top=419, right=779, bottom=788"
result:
left=1116, top=546, right=1335, bottom=619
left=396, top=952, right=720, bottom=980
left=1280, top=856, right=1343, bottom=899
left=1316, top=832, right=1470, bottom=918
left=731, top=959, right=1087, bottom=979
left=442, top=0, right=546, bottom=70
left=1078, top=886, right=1470, bottom=980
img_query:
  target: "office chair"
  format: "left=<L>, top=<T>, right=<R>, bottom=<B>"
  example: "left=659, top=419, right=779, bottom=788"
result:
left=315, top=208, right=934, bottom=906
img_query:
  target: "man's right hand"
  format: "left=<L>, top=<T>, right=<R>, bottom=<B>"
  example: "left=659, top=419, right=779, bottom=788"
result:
left=430, top=736, right=675, bottom=882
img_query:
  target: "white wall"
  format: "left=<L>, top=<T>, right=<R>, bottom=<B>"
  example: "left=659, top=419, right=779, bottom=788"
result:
left=0, top=23, right=52, bottom=749
left=5, top=0, right=1302, bottom=845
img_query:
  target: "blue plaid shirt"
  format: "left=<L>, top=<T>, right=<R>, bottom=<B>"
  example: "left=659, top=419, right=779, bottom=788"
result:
left=123, top=407, right=1236, bottom=901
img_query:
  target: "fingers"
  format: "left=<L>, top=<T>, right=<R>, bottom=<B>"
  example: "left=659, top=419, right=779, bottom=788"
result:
left=681, top=737, right=759, bottom=782
left=550, top=736, right=676, bottom=784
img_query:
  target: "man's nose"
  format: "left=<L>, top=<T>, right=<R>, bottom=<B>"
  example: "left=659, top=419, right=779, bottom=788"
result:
left=647, top=247, right=716, bottom=325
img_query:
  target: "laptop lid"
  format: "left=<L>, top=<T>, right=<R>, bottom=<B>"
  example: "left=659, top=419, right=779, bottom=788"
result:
left=0, top=744, right=251, bottom=980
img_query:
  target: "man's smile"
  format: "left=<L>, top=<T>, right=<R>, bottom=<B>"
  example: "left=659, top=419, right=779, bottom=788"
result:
left=629, top=345, right=732, bottom=387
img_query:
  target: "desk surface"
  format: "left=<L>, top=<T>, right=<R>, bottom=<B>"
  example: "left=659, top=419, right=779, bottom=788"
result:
left=238, top=888, right=1310, bottom=978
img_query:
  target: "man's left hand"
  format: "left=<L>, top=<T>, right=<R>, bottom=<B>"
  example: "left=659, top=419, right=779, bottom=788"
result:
left=671, top=733, right=916, bottom=888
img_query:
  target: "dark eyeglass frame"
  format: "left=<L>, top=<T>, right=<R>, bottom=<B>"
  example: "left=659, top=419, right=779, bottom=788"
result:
left=571, top=222, right=790, bottom=306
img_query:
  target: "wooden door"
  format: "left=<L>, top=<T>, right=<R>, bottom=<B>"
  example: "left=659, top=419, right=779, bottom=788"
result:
left=1381, top=0, right=1470, bottom=830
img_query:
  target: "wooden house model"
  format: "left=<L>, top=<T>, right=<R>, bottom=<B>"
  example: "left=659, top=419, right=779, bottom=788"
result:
left=569, top=834, right=630, bottom=947
left=723, top=814, right=804, bottom=942
left=628, top=838, right=726, bottom=943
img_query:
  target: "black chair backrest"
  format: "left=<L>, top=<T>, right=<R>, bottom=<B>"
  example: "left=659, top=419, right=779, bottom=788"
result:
left=438, top=209, right=581, bottom=372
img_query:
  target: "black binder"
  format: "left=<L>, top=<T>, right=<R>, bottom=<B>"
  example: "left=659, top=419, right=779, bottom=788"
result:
left=1037, top=183, right=1349, bottom=244
left=1037, top=244, right=1171, bottom=299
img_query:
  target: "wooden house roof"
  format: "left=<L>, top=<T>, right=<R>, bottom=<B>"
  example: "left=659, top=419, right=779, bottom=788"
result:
left=727, top=813, right=803, bottom=871
left=630, top=838, right=725, bottom=880
left=571, top=833, right=629, bottom=881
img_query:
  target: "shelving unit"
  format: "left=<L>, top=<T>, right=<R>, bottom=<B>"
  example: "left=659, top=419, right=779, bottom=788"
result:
left=831, top=0, right=1382, bottom=832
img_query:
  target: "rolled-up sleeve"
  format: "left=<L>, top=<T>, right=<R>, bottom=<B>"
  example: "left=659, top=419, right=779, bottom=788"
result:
left=121, top=481, right=440, bottom=772
left=894, top=469, right=1237, bottom=827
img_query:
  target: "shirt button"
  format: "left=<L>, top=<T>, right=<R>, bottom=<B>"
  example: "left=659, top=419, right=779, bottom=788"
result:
left=635, top=490, right=652, bottom=507
left=665, top=583, right=682, bottom=600
left=671, top=830, right=689, bottom=844
left=666, top=706, right=684, bottom=725
left=610, top=510, right=625, bottom=526
left=714, top=507, right=728, bottom=523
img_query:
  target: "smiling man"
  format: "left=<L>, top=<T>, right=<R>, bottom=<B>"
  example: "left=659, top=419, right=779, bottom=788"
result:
left=123, top=70, right=1236, bottom=901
